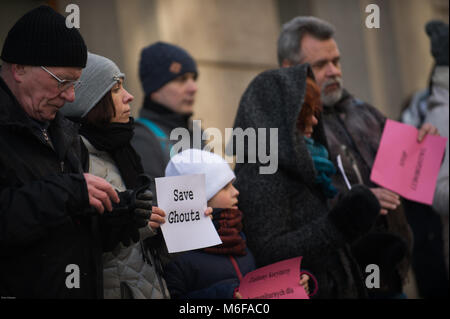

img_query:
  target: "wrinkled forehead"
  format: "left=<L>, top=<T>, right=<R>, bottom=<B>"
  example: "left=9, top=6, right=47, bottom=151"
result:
left=300, top=35, right=340, bottom=63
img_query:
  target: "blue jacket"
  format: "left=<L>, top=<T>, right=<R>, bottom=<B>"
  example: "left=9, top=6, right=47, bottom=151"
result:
left=163, top=234, right=256, bottom=299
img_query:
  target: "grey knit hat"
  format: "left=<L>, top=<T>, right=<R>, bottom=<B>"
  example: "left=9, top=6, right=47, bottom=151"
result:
left=60, top=52, right=125, bottom=118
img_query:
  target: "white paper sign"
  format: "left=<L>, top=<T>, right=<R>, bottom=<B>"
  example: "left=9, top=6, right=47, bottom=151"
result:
left=155, top=174, right=222, bottom=253
left=337, top=155, right=352, bottom=190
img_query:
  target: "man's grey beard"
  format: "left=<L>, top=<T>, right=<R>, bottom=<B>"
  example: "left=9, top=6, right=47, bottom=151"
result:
left=321, top=77, right=344, bottom=107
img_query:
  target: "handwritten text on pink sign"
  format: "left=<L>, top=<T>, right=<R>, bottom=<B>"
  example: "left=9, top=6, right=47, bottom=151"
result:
left=370, top=119, right=447, bottom=205
left=238, top=257, right=308, bottom=299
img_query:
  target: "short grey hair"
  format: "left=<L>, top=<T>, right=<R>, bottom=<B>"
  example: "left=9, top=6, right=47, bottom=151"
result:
left=277, top=16, right=336, bottom=66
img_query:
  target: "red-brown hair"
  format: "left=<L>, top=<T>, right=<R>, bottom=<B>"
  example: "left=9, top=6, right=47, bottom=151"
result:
left=297, top=77, right=322, bottom=133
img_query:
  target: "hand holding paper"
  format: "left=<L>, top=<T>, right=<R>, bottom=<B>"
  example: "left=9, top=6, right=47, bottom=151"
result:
left=370, top=120, right=447, bottom=205
left=299, top=274, right=310, bottom=295
left=417, top=122, right=440, bottom=142
left=237, top=257, right=310, bottom=299
left=369, top=187, right=401, bottom=215
left=155, top=174, right=221, bottom=253
left=149, top=206, right=166, bottom=230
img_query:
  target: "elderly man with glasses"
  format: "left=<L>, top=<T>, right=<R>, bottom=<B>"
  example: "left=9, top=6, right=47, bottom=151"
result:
left=40, top=66, right=83, bottom=91
left=0, top=6, right=130, bottom=298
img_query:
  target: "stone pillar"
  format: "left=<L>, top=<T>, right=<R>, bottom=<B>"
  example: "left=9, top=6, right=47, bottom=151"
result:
left=299, top=0, right=447, bottom=119
left=57, top=0, right=159, bottom=117
left=0, top=0, right=44, bottom=49
left=154, top=0, right=280, bottom=137
left=390, top=0, right=440, bottom=102
left=311, top=0, right=375, bottom=112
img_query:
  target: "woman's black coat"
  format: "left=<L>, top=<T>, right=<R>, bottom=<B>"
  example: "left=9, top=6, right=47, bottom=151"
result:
left=232, top=64, right=370, bottom=298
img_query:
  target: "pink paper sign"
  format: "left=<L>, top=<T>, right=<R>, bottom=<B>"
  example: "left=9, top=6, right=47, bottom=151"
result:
left=370, top=119, right=447, bottom=205
left=238, top=257, right=308, bottom=299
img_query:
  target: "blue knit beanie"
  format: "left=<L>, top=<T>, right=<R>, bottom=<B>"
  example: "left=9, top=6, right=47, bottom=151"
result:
left=139, top=42, right=198, bottom=97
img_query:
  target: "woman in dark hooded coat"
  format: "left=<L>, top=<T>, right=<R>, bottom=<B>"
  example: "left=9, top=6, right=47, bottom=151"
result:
left=232, top=64, right=381, bottom=298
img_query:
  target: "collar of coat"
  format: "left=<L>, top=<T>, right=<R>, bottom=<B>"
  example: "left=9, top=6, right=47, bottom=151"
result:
left=139, top=99, right=193, bottom=132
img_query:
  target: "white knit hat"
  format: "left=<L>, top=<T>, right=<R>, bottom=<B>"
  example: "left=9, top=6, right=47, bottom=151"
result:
left=165, top=149, right=235, bottom=201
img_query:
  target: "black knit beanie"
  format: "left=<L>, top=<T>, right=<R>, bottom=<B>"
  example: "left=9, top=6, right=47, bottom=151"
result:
left=425, top=20, right=449, bottom=66
left=139, top=42, right=198, bottom=96
left=1, top=5, right=87, bottom=67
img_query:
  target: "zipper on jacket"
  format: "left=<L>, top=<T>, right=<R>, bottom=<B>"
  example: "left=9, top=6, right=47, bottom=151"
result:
left=39, top=128, right=55, bottom=151
left=42, top=128, right=50, bottom=143
left=60, top=161, right=65, bottom=173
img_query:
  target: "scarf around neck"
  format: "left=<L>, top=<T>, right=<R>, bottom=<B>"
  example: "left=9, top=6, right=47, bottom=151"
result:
left=304, top=136, right=338, bottom=198
left=80, top=117, right=144, bottom=188
left=204, top=208, right=247, bottom=256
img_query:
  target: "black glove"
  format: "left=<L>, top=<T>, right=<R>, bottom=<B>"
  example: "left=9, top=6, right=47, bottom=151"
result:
left=135, top=189, right=153, bottom=220
left=329, top=184, right=380, bottom=243
left=426, top=20, right=449, bottom=66
left=352, top=232, right=409, bottom=288
left=102, top=175, right=154, bottom=249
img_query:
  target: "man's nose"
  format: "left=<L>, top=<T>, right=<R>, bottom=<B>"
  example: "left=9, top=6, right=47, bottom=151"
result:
left=60, top=85, right=76, bottom=103
left=325, top=62, right=341, bottom=78
left=186, top=79, right=198, bottom=94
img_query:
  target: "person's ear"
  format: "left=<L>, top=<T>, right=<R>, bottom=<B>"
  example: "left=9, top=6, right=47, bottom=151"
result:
left=281, top=59, right=293, bottom=68
left=11, top=64, right=27, bottom=83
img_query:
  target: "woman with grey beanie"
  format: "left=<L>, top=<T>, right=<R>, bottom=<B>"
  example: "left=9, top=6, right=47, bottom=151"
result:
left=61, top=52, right=169, bottom=299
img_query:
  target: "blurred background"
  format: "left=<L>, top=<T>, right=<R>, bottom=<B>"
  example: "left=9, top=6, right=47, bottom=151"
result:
left=1, top=0, right=448, bottom=133
left=0, top=0, right=448, bottom=299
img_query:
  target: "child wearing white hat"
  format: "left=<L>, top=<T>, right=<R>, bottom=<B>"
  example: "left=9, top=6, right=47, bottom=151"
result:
left=164, top=149, right=254, bottom=298
left=163, top=149, right=311, bottom=298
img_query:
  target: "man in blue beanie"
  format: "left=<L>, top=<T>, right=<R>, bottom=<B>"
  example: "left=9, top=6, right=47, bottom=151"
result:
left=132, top=42, right=200, bottom=179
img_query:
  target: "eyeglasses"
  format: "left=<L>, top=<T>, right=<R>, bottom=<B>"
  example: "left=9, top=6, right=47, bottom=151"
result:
left=40, top=66, right=82, bottom=92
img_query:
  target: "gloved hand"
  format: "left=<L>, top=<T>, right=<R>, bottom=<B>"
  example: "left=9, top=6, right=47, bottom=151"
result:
left=102, top=174, right=154, bottom=248
left=329, top=184, right=380, bottom=243
left=352, top=232, right=409, bottom=287
left=426, top=20, right=449, bottom=66
left=135, top=189, right=153, bottom=221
